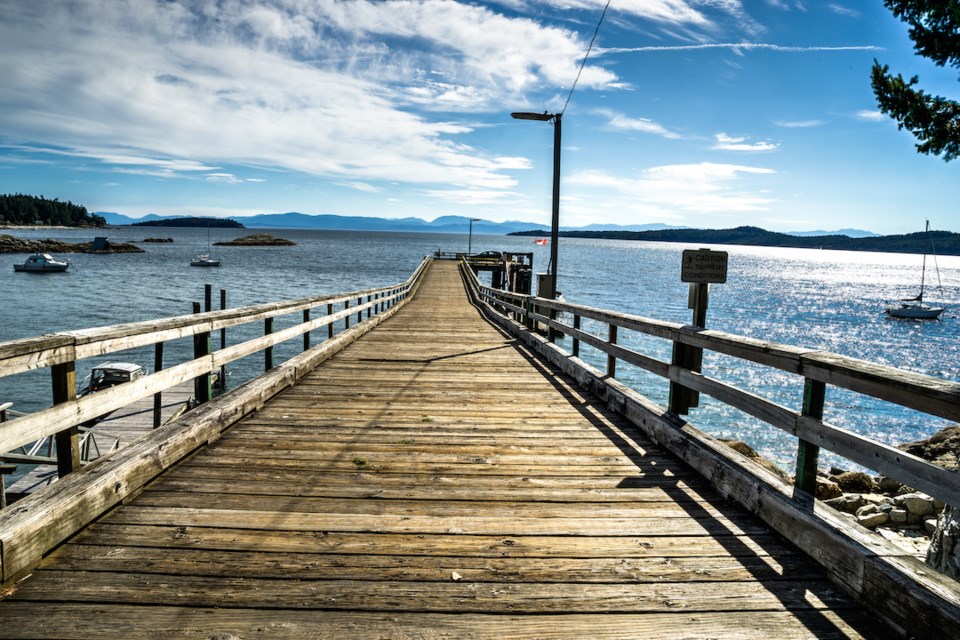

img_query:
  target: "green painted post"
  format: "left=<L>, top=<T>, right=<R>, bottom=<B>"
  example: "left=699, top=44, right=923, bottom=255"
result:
left=795, top=379, right=825, bottom=496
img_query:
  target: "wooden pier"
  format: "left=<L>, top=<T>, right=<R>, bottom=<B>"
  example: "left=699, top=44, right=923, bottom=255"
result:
left=0, top=259, right=958, bottom=638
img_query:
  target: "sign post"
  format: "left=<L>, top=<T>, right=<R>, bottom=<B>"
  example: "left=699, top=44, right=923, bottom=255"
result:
left=669, top=249, right=728, bottom=415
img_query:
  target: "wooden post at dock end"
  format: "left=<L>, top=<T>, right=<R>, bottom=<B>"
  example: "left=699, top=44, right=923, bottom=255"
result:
left=795, top=379, right=825, bottom=497
left=204, top=284, right=212, bottom=312
left=192, top=301, right=211, bottom=405
left=51, top=361, right=80, bottom=478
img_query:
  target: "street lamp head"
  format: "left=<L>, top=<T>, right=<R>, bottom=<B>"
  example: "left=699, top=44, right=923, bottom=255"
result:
left=511, top=111, right=555, bottom=122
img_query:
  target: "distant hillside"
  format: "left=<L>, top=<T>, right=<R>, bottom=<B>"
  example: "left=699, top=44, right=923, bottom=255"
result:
left=97, top=211, right=690, bottom=235
left=510, top=225, right=960, bottom=256
left=1, top=194, right=105, bottom=227
left=131, top=216, right=244, bottom=228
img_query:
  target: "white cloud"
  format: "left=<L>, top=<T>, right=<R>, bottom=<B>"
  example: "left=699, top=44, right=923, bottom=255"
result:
left=774, top=119, right=824, bottom=128
left=567, top=162, right=776, bottom=213
left=0, top=0, right=620, bottom=193
left=855, top=110, right=886, bottom=122
left=828, top=4, right=860, bottom=18
left=339, top=181, right=382, bottom=193
left=596, top=109, right=682, bottom=139
left=605, top=43, right=881, bottom=54
left=712, top=133, right=778, bottom=152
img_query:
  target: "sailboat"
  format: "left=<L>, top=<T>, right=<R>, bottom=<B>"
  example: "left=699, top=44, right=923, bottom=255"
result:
left=885, top=220, right=943, bottom=319
left=191, top=220, right=221, bottom=267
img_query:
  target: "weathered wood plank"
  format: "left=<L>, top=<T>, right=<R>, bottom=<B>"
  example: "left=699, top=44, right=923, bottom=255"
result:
left=0, top=604, right=882, bottom=640
left=12, top=570, right=861, bottom=614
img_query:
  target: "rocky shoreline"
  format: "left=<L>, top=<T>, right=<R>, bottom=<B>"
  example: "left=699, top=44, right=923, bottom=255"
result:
left=0, top=234, right=143, bottom=254
left=731, top=426, right=960, bottom=574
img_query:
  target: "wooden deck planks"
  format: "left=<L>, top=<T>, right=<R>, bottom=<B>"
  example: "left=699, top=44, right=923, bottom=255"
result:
left=0, top=261, right=885, bottom=638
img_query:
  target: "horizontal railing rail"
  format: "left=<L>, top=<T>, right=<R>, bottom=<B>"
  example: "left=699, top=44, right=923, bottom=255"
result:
left=0, top=257, right=431, bottom=476
left=462, top=262, right=960, bottom=508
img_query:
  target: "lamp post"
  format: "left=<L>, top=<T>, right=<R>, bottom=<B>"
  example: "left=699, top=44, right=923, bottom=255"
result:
left=511, top=111, right=561, bottom=303
left=468, top=218, right=481, bottom=255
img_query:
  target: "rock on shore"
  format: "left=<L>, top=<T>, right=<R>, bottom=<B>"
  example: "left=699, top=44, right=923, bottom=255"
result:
left=0, top=234, right=144, bottom=253
left=213, top=233, right=295, bottom=246
left=900, top=427, right=960, bottom=579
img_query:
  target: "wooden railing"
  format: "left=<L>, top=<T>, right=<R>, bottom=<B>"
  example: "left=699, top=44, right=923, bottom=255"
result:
left=462, top=263, right=960, bottom=508
left=0, top=257, right=431, bottom=480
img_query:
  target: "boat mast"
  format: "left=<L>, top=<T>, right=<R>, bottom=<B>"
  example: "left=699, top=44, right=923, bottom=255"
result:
left=919, top=220, right=929, bottom=303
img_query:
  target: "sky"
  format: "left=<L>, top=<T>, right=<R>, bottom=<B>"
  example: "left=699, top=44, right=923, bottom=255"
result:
left=0, top=0, right=957, bottom=235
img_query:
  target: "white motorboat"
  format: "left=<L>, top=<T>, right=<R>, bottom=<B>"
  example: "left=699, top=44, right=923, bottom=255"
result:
left=13, top=252, right=69, bottom=273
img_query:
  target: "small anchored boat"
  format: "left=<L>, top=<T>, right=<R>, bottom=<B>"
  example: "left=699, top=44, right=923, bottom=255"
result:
left=13, top=252, right=70, bottom=273
left=190, top=254, right=221, bottom=267
left=191, top=220, right=221, bottom=267
left=885, top=221, right=945, bottom=320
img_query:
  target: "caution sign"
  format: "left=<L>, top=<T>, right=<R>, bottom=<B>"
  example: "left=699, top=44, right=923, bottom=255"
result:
left=681, top=249, right=728, bottom=284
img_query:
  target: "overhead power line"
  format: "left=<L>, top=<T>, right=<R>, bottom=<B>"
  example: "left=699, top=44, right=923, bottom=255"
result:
left=562, top=0, right=612, bottom=116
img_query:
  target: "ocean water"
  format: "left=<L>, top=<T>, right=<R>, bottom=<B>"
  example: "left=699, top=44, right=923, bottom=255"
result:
left=1, top=226, right=958, bottom=475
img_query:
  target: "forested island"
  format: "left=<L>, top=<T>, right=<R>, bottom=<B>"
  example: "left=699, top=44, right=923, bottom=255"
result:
left=132, top=217, right=244, bottom=228
left=510, top=226, right=960, bottom=256
left=0, top=194, right=106, bottom=227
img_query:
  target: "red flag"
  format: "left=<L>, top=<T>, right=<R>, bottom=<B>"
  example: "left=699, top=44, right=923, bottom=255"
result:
left=534, top=238, right=547, bottom=246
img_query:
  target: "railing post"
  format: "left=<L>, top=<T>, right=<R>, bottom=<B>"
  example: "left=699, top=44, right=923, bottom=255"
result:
left=152, top=342, right=163, bottom=429
left=366, top=295, right=372, bottom=319
left=572, top=314, right=581, bottom=358
left=219, top=288, right=227, bottom=392
left=327, top=303, right=334, bottom=339
left=524, top=297, right=533, bottom=329
left=795, top=379, right=825, bottom=496
left=669, top=283, right=708, bottom=415
left=357, top=297, right=363, bottom=324
left=193, top=301, right=211, bottom=404
left=52, top=361, right=80, bottom=478
left=344, top=299, right=351, bottom=330
left=264, top=317, right=274, bottom=371
left=607, top=325, right=617, bottom=378
left=303, top=308, right=311, bottom=351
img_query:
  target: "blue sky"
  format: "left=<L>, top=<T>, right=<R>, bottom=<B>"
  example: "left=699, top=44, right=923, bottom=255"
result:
left=0, top=0, right=957, bottom=234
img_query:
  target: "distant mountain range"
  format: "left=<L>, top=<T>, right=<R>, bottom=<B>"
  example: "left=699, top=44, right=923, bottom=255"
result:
left=95, top=211, right=878, bottom=238
left=510, top=225, right=960, bottom=256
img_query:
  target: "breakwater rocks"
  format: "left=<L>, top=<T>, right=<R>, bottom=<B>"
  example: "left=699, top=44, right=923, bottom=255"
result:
left=0, top=234, right=144, bottom=254
left=213, top=233, right=295, bottom=246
